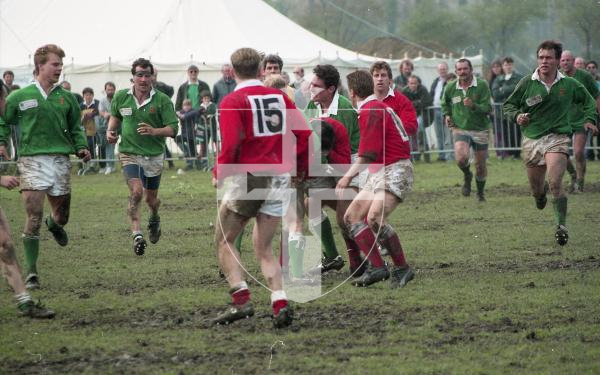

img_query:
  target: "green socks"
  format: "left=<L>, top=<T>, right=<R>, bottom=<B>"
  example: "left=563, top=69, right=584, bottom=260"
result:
left=552, top=196, right=568, bottom=226
left=476, top=178, right=486, bottom=195
left=22, top=234, right=40, bottom=275
left=310, top=212, right=339, bottom=260
left=46, top=215, right=61, bottom=231
left=288, top=232, right=305, bottom=278
left=459, top=164, right=471, bottom=176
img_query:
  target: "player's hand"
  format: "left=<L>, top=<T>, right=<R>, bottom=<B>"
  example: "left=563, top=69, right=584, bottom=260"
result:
left=335, top=176, right=351, bottom=198
left=0, top=145, right=9, bottom=160
left=77, top=149, right=92, bottom=162
left=137, top=123, right=154, bottom=136
left=584, top=122, right=598, bottom=136
left=516, top=113, right=530, bottom=126
left=463, top=97, right=474, bottom=108
left=445, top=116, right=455, bottom=128
left=107, top=130, right=119, bottom=144
left=0, top=175, right=19, bottom=190
left=212, top=177, right=223, bottom=189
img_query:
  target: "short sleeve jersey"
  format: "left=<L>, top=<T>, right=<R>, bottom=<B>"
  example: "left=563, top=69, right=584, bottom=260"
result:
left=358, top=98, right=411, bottom=172
left=111, top=88, right=179, bottom=156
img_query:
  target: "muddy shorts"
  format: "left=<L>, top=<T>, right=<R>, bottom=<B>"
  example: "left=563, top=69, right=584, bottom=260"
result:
left=452, top=129, right=489, bottom=151
left=350, top=153, right=368, bottom=188
left=362, top=159, right=413, bottom=201
left=17, top=155, right=71, bottom=196
left=221, top=173, right=291, bottom=218
left=522, top=133, right=570, bottom=167
left=120, top=153, right=164, bottom=190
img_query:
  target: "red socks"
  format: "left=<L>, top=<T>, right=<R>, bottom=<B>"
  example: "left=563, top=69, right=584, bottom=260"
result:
left=231, top=288, right=250, bottom=306
left=352, top=224, right=385, bottom=268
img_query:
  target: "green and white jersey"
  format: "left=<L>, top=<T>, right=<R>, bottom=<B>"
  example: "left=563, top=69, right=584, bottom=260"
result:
left=441, top=77, right=492, bottom=131
left=562, top=69, right=600, bottom=131
left=0, top=81, right=87, bottom=156
left=111, top=88, right=179, bottom=156
left=305, top=92, right=360, bottom=154
left=503, top=69, right=597, bottom=139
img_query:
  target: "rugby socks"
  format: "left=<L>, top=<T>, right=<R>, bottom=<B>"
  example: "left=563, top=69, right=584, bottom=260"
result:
left=271, top=290, right=288, bottom=315
left=288, top=232, right=305, bottom=278
left=349, top=222, right=385, bottom=268
left=343, top=234, right=363, bottom=270
left=22, top=234, right=40, bottom=275
left=234, top=230, right=243, bottom=254
left=379, top=224, right=408, bottom=267
left=476, top=178, right=486, bottom=195
left=231, top=281, right=250, bottom=306
left=459, top=164, right=471, bottom=177
left=310, top=211, right=339, bottom=260
left=15, top=292, right=33, bottom=311
left=552, top=196, right=568, bottom=226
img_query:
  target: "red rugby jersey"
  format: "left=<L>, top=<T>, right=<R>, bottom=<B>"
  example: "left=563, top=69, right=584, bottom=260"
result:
left=382, top=89, right=418, bottom=137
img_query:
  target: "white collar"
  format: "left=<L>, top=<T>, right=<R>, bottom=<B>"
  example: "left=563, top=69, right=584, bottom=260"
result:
left=504, top=73, right=512, bottom=80
left=34, top=80, right=61, bottom=100
left=187, top=80, right=199, bottom=85
left=83, top=101, right=95, bottom=108
left=385, top=87, right=395, bottom=99
left=357, top=94, right=378, bottom=111
left=316, top=91, right=340, bottom=117
left=455, top=76, right=477, bottom=90
left=127, top=86, right=156, bottom=108
left=234, top=79, right=263, bottom=91
left=531, top=68, right=564, bottom=83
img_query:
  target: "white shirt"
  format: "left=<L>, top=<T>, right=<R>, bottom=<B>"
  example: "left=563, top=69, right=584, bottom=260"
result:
left=531, top=68, right=564, bottom=93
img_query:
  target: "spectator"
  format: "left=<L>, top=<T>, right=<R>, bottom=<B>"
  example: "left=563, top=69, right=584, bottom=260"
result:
left=60, top=80, right=83, bottom=104
left=212, top=64, right=236, bottom=105
left=2, top=71, right=18, bottom=93
left=429, top=62, right=454, bottom=161
left=175, top=99, right=201, bottom=170
left=403, top=75, right=433, bottom=162
left=79, top=87, right=100, bottom=175
left=291, top=66, right=305, bottom=89
left=492, top=57, right=524, bottom=159
left=98, top=82, right=117, bottom=174
left=175, top=64, right=210, bottom=111
left=574, top=56, right=586, bottom=70
left=198, top=91, right=217, bottom=170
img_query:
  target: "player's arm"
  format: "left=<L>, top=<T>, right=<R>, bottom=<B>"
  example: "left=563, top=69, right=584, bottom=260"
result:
left=503, top=77, right=528, bottom=123
left=0, top=92, right=15, bottom=159
left=575, top=83, right=598, bottom=135
left=65, top=94, right=90, bottom=159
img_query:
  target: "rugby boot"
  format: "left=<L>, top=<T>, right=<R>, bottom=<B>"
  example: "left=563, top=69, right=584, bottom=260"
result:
left=148, top=216, right=161, bottom=244
left=555, top=225, right=569, bottom=246
left=18, top=300, right=55, bottom=319
left=45, top=216, right=68, bottom=246
left=307, top=255, right=345, bottom=275
left=352, top=264, right=390, bottom=287
left=133, top=235, right=147, bottom=256
left=212, top=301, right=255, bottom=325
left=389, top=266, right=415, bottom=289
left=477, top=192, right=486, bottom=202
left=25, top=273, right=40, bottom=290
left=349, top=259, right=368, bottom=278
left=272, top=305, right=294, bottom=329
left=535, top=181, right=549, bottom=210
left=462, top=171, right=473, bottom=197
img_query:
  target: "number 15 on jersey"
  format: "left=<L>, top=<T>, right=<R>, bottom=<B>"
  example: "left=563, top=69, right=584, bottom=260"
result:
left=249, top=94, right=287, bottom=137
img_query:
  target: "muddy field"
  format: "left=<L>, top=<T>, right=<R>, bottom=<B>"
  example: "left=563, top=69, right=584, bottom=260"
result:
left=1, top=160, right=599, bottom=374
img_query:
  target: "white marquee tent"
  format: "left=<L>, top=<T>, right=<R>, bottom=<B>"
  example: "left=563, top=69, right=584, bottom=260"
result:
left=1, top=0, right=482, bottom=94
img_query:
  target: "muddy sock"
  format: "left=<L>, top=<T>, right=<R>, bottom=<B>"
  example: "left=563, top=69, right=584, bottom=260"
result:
left=459, top=164, right=471, bottom=177
left=349, top=222, right=384, bottom=268
left=288, top=232, right=305, bottom=278
left=22, top=235, right=40, bottom=275
left=552, top=196, right=567, bottom=226
left=379, top=224, right=408, bottom=267
left=476, top=178, right=486, bottom=195
left=343, top=234, right=363, bottom=270
left=271, top=290, right=288, bottom=315
left=230, top=282, right=250, bottom=305
left=310, top=212, right=338, bottom=259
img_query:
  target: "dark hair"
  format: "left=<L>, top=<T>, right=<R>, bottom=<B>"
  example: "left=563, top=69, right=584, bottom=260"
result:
left=104, top=81, right=116, bottom=90
left=3, top=70, right=14, bottom=78
left=586, top=60, right=597, bottom=69
left=536, top=40, right=563, bottom=59
left=200, top=90, right=212, bottom=99
left=400, top=59, right=414, bottom=70
left=502, top=57, right=514, bottom=64
left=262, top=54, right=283, bottom=70
left=346, top=70, right=374, bottom=98
left=131, top=58, right=154, bottom=75
left=313, top=64, right=340, bottom=90
left=456, top=58, right=473, bottom=70
left=82, top=87, right=94, bottom=95
left=370, top=61, right=393, bottom=80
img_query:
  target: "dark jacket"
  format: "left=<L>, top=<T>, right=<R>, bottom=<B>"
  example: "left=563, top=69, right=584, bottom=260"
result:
left=154, top=81, right=174, bottom=98
left=212, top=78, right=236, bottom=105
left=175, top=80, right=210, bottom=111
left=429, top=76, right=449, bottom=104
left=402, top=85, right=433, bottom=126
left=491, top=72, right=523, bottom=103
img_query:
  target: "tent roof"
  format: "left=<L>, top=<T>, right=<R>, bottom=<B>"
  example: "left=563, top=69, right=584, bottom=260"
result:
left=0, top=0, right=371, bottom=68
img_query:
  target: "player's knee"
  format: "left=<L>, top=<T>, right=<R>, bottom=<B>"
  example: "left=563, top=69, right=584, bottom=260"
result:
left=548, top=180, right=562, bottom=197
left=0, top=240, right=17, bottom=264
left=365, top=214, right=380, bottom=233
left=130, top=189, right=143, bottom=203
